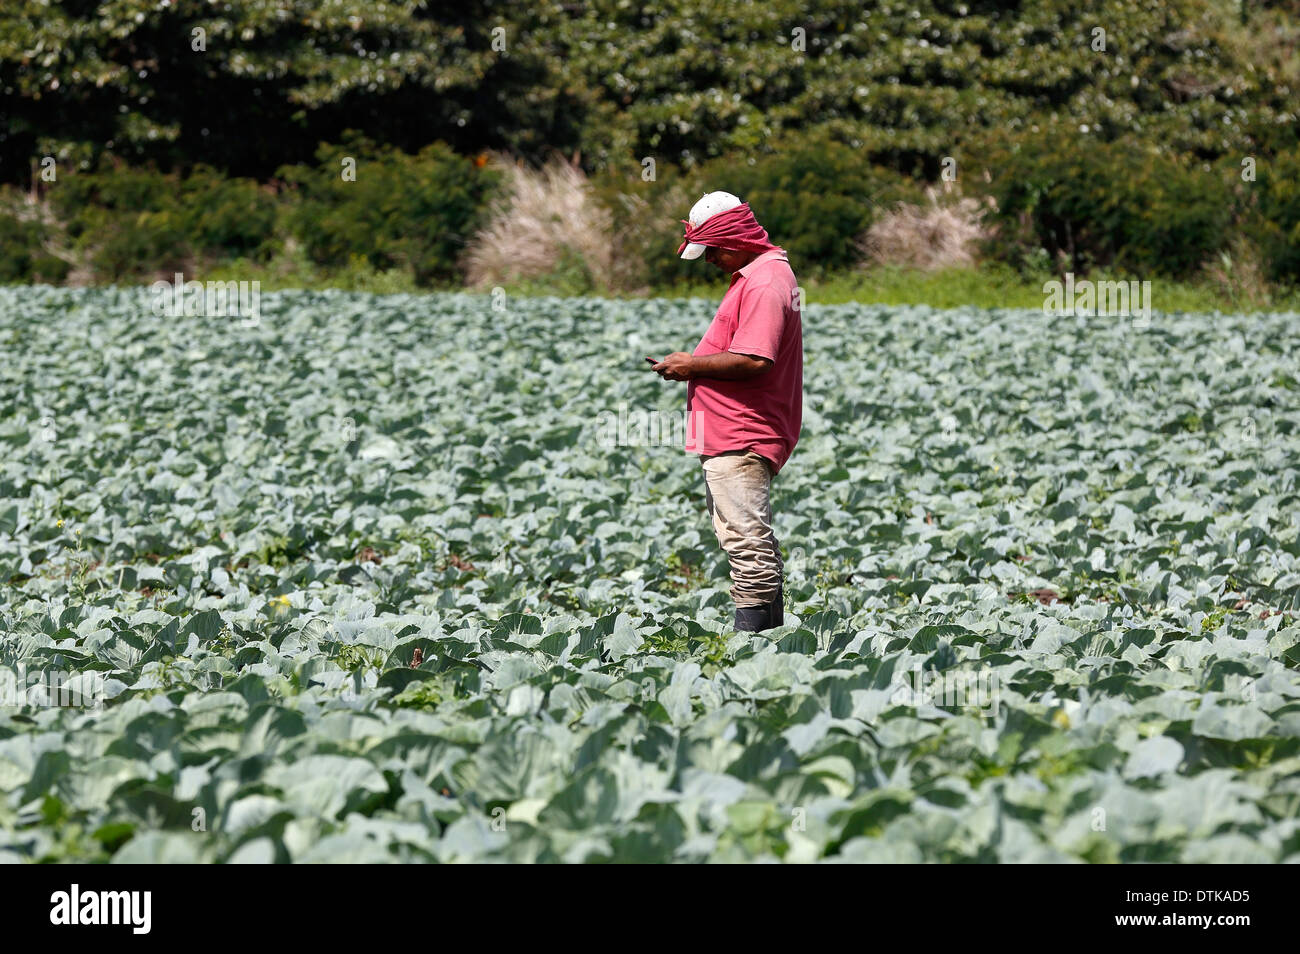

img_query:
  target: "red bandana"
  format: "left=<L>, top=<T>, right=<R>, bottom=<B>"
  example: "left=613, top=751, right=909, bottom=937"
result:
left=677, top=202, right=778, bottom=256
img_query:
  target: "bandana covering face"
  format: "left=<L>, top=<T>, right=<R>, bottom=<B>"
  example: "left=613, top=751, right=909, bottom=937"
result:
left=677, top=202, right=779, bottom=256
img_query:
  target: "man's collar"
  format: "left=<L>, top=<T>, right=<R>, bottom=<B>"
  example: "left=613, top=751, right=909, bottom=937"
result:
left=737, top=248, right=787, bottom=277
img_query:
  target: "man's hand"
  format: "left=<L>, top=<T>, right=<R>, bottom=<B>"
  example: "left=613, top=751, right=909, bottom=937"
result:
left=648, top=352, right=694, bottom=381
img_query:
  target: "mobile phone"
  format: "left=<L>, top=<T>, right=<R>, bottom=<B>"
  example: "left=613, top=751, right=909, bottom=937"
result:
left=645, top=356, right=658, bottom=365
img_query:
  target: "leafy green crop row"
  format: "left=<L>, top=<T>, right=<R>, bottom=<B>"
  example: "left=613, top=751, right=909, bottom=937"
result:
left=1, top=287, right=1298, bottom=861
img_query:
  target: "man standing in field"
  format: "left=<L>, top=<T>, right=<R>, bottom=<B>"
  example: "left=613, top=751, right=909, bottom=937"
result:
left=649, top=192, right=803, bottom=632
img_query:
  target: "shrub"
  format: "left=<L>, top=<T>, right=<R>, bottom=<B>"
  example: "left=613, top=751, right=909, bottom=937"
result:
left=463, top=157, right=618, bottom=293
left=47, top=160, right=278, bottom=279
left=178, top=167, right=279, bottom=262
left=857, top=185, right=992, bottom=271
left=1204, top=237, right=1272, bottom=312
left=977, top=131, right=1237, bottom=279
left=49, top=162, right=190, bottom=279
left=278, top=136, right=500, bottom=286
left=0, top=211, right=70, bottom=284
left=1256, top=146, right=1300, bottom=284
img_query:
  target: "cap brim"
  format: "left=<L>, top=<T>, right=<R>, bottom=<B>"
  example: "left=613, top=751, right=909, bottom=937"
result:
left=680, top=242, right=706, bottom=261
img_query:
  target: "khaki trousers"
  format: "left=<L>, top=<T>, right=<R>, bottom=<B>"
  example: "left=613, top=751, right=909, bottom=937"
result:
left=701, top=449, right=783, bottom=607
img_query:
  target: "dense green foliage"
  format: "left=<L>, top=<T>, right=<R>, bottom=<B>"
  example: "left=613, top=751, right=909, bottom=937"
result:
left=2, top=288, right=1299, bottom=862
left=277, top=139, right=500, bottom=285
left=3, top=131, right=1299, bottom=291
left=981, top=135, right=1241, bottom=277
left=3, top=1, right=1296, bottom=180
left=0, top=0, right=511, bottom=179
left=5, top=142, right=496, bottom=285
left=0, top=214, right=67, bottom=283
left=1256, top=147, right=1300, bottom=283
left=47, top=163, right=278, bottom=280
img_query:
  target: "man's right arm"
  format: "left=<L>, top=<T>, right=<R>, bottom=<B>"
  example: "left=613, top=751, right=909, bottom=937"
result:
left=650, top=351, right=771, bottom=381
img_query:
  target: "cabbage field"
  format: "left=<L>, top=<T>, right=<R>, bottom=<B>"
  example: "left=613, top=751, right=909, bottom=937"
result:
left=2, top=286, right=1299, bottom=863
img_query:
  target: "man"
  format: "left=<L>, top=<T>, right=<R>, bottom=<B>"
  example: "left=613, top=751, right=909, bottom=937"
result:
left=648, top=191, right=803, bottom=633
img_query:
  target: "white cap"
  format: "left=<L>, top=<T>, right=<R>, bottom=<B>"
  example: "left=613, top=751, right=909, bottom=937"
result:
left=680, top=191, right=743, bottom=260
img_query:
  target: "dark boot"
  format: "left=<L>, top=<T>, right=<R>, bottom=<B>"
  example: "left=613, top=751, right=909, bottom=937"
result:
left=734, top=603, right=769, bottom=632
left=734, top=587, right=784, bottom=632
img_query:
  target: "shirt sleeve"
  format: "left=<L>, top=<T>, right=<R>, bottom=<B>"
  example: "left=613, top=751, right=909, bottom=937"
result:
left=729, top=281, right=789, bottom=362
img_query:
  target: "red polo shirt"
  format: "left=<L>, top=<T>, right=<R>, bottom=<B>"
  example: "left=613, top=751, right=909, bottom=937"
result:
left=685, top=249, right=803, bottom=473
